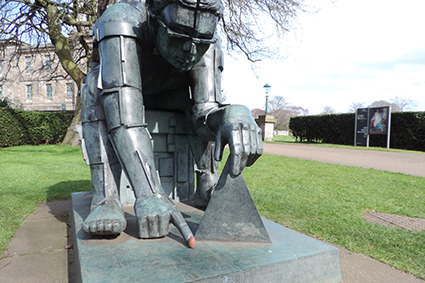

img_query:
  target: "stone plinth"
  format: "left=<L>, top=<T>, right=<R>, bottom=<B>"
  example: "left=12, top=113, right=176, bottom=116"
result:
left=71, top=192, right=342, bottom=283
left=255, top=115, right=276, bottom=142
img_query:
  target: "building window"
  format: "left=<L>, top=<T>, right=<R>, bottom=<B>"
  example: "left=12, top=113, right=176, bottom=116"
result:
left=25, top=56, right=32, bottom=73
left=27, top=85, right=33, bottom=99
left=45, top=55, right=52, bottom=71
left=66, top=83, right=73, bottom=99
left=46, top=84, right=52, bottom=98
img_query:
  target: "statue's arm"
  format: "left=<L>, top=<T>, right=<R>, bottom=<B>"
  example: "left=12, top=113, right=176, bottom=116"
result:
left=190, top=43, right=224, bottom=141
left=91, top=2, right=195, bottom=246
left=190, top=45, right=263, bottom=176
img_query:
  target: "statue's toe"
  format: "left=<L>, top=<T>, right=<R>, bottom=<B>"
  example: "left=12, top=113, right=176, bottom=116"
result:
left=112, top=220, right=122, bottom=233
left=96, top=219, right=105, bottom=232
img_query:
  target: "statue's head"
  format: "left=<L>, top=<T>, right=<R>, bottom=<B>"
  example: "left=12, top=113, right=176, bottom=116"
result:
left=147, top=0, right=223, bottom=71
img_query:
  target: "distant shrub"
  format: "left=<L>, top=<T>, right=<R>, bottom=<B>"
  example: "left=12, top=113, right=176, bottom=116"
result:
left=0, top=106, right=74, bottom=147
left=289, top=112, right=425, bottom=152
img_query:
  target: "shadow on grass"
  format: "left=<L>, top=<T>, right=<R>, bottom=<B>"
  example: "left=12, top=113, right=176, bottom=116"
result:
left=46, top=180, right=91, bottom=202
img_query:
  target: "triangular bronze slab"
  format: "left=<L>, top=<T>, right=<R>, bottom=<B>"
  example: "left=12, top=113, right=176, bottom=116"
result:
left=195, top=159, right=271, bottom=243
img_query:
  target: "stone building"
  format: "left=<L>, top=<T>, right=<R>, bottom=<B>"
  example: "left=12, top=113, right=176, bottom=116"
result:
left=0, top=41, right=78, bottom=111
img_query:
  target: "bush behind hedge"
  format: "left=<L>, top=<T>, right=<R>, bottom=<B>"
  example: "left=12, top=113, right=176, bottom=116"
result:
left=289, top=111, right=425, bottom=152
left=0, top=107, right=74, bottom=147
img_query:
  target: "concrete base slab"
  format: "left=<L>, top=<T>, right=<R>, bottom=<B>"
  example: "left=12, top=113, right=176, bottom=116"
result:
left=71, top=192, right=342, bottom=283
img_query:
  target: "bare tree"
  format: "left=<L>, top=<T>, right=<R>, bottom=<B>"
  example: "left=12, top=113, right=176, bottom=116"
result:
left=268, top=96, right=307, bottom=131
left=348, top=102, right=365, bottom=113
left=251, top=108, right=265, bottom=119
left=368, top=97, right=417, bottom=112
left=320, top=106, right=337, bottom=115
left=389, top=96, right=418, bottom=112
left=1, top=0, right=305, bottom=145
left=368, top=100, right=391, bottom=108
left=221, top=0, right=306, bottom=61
left=1, top=0, right=119, bottom=145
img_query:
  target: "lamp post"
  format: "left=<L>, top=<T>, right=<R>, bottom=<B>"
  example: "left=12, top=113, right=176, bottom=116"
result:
left=263, top=83, right=271, bottom=115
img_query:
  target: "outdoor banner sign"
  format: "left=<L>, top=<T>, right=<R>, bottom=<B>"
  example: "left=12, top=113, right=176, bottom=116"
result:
left=354, top=106, right=391, bottom=148
left=368, top=107, right=390, bottom=135
left=355, top=108, right=368, bottom=146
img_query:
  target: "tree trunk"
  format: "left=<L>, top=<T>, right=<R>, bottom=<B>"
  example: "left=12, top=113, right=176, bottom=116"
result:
left=42, top=3, right=86, bottom=146
left=62, top=96, right=82, bottom=146
left=48, top=0, right=115, bottom=146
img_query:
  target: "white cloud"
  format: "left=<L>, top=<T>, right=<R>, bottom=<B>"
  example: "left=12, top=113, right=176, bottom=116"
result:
left=222, top=0, right=425, bottom=114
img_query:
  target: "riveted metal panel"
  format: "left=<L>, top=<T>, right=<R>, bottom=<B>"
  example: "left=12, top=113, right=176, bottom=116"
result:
left=119, top=110, right=194, bottom=205
left=158, top=157, right=174, bottom=177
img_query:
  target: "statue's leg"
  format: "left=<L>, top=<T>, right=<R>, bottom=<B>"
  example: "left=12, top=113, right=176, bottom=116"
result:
left=80, top=67, right=126, bottom=235
left=101, top=87, right=174, bottom=239
left=81, top=121, right=127, bottom=235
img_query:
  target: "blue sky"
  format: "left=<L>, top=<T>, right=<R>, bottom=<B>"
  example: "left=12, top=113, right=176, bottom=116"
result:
left=221, top=0, right=425, bottom=115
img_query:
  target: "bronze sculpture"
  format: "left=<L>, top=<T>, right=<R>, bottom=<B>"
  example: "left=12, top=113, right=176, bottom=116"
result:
left=80, top=0, right=263, bottom=248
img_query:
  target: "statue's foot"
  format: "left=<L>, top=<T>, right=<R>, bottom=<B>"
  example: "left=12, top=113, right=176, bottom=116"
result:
left=82, top=198, right=126, bottom=235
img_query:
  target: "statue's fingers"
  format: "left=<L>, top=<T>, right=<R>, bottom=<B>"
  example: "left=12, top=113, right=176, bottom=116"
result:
left=242, top=125, right=251, bottom=155
left=229, top=125, right=243, bottom=176
left=246, top=125, right=258, bottom=167
left=214, top=130, right=225, bottom=162
left=157, top=213, right=170, bottom=237
left=257, top=127, right=264, bottom=155
left=148, top=215, right=160, bottom=238
left=170, top=207, right=196, bottom=248
left=138, top=216, right=149, bottom=238
left=246, top=125, right=263, bottom=167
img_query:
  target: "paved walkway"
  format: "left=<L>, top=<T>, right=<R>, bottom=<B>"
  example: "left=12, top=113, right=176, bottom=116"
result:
left=263, top=143, right=425, bottom=178
left=1, top=143, right=424, bottom=282
left=0, top=200, right=74, bottom=283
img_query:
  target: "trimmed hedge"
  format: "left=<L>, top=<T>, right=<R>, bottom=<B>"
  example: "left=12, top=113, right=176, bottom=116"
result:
left=0, top=107, right=74, bottom=147
left=289, top=112, right=425, bottom=152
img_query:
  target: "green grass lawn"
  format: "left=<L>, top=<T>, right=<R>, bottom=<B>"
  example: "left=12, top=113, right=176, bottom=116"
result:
left=242, top=154, right=425, bottom=279
left=0, top=145, right=91, bottom=256
left=1, top=145, right=424, bottom=278
left=269, top=135, right=297, bottom=143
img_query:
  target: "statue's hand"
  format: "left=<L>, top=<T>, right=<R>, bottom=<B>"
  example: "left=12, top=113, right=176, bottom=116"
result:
left=135, top=194, right=196, bottom=248
left=210, top=105, right=263, bottom=176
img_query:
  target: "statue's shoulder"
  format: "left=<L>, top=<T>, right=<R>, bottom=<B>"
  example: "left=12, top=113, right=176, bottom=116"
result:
left=94, top=1, right=147, bottom=42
